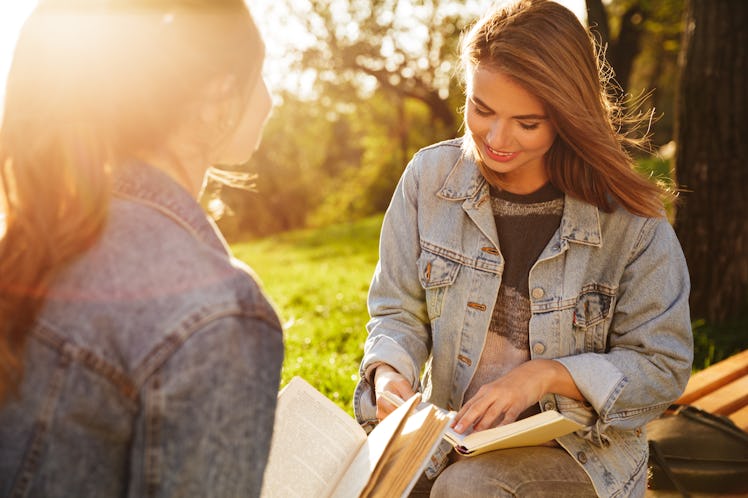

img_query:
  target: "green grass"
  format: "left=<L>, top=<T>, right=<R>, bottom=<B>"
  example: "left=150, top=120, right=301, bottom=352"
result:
left=232, top=212, right=745, bottom=414
left=232, top=214, right=383, bottom=414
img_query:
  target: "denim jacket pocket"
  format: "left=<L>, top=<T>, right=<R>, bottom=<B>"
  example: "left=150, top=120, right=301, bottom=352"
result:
left=572, top=284, right=616, bottom=353
left=417, top=250, right=460, bottom=320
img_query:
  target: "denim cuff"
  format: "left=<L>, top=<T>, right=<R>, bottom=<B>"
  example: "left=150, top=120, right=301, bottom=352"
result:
left=554, top=354, right=626, bottom=421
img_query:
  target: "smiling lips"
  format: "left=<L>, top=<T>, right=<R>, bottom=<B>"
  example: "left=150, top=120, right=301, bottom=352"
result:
left=484, top=142, right=519, bottom=163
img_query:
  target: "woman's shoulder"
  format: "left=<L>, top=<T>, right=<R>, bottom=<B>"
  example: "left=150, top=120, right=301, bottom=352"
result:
left=405, top=137, right=475, bottom=185
left=411, top=137, right=465, bottom=166
left=597, top=200, right=673, bottom=234
left=595, top=202, right=681, bottom=260
left=41, top=197, right=279, bottom=362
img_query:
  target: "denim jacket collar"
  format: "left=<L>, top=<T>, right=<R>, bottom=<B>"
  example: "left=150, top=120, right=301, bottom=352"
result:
left=437, top=153, right=485, bottom=201
left=437, top=152, right=602, bottom=248
left=560, top=195, right=602, bottom=247
left=111, top=160, right=228, bottom=254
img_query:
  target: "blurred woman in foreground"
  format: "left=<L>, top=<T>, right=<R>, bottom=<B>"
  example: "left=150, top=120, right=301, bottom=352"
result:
left=0, top=1, right=283, bottom=496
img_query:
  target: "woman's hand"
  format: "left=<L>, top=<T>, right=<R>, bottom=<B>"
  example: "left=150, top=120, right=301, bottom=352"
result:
left=373, top=363, right=416, bottom=421
left=452, top=359, right=583, bottom=433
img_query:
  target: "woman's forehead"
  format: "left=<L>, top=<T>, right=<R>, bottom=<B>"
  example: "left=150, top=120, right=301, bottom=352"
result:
left=468, top=64, right=546, bottom=114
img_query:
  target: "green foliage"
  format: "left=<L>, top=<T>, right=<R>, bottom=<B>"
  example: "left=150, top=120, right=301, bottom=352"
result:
left=635, top=153, right=674, bottom=185
left=308, top=91, right=455, bottom=228
left=232, top=214, right=384, bottom=413
left=210, top=85, right=460, bottom=241
left=205, top=0, right=479, bottom=242
left=206, top=90, right=358, bottom=239
left=692, top=314, right=748, bottom=370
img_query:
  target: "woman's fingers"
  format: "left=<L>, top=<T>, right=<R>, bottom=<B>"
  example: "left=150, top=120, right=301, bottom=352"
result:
left=374, top=365, right=416, bottom=420
left=452, top=376, right=531, bottom=433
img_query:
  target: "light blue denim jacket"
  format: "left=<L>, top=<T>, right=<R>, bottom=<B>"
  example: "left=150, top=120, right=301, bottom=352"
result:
left=0, top=161, right=284, bottom=498
left=353, top=139, right=693, bottom=498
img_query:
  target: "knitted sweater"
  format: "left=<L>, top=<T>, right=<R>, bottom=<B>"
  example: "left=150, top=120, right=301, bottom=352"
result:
left=464, top=182, right=564, bottom=418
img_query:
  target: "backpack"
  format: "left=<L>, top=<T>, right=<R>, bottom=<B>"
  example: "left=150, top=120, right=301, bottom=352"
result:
left=647, top=404, right=748, bottom=497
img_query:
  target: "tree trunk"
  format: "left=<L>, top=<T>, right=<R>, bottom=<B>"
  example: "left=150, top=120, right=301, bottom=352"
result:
left=607, top=4, right=645, bottom=93
left=585, top=0, right=608, bottom=35
left=674, top=0, right=748, bottom=323
left=585, top=0, right=645, bottom=93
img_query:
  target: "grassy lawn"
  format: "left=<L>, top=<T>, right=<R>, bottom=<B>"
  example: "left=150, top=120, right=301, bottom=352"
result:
left=232, top=215, right=383, bottom=414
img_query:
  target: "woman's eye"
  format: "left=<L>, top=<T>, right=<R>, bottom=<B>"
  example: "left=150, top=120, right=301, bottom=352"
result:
left=520, top=122, right=540, bottom=130
left=474, top=106, right=492, bottom=116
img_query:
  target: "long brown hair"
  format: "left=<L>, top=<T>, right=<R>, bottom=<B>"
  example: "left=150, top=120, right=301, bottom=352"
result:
left=461, top=0, right=669, bottom=217
left=0, top=0, right=263, bottom=402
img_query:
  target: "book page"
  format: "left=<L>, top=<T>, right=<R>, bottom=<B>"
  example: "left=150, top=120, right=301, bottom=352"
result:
left=261, top=377, right=367, bottom=498
left=363, top=404, right=452, bottom=498
left=451, top=410, right=584, bottom=457
left=329, top=394, right=421, bottom=498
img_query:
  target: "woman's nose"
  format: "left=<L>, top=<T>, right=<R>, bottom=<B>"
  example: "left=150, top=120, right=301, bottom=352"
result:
left=486, top=119, right=509, bottom=149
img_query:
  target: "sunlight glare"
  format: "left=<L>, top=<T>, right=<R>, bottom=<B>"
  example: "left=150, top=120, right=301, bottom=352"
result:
left=0, top=1, right=38, bottom=121
left=1, top=1, right=587, bottom=117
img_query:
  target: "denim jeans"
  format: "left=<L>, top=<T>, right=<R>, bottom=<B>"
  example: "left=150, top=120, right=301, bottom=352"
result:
left=410, top=447, right=597, bottom=497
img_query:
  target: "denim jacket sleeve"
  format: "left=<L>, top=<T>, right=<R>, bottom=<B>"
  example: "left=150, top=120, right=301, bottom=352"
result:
left=555, top=216, right=693, bottom=435
left=127, top=315, right=283, bottom=498
left=355, top=156, right=432, bottom=423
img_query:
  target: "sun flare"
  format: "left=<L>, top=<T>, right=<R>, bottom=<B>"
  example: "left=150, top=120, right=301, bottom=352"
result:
left=0, top=2, right=38, bottom=118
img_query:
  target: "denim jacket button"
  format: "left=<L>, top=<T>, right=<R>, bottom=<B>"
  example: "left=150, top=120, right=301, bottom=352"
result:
left=543, top=401, right=554, bottom=411
left=532, top=342, right=545, bottom=355
left=577, top=451, right=588, bottom=464
left=531, top=287, right=545, bottom=299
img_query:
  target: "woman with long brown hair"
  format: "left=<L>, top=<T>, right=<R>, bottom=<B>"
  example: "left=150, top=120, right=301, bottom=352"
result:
left=353, top=1, right=692, bottom=496
left=0, top=1, right=283, bottom=496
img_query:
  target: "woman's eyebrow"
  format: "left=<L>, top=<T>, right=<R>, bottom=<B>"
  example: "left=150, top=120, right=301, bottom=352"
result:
left=471, top=95, right=548, bottom=120
left=513, top=113, right=548, bottom=120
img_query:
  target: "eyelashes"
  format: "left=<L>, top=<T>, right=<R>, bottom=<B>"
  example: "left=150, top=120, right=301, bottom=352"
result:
left=468, top=99, right=543, bottom=131
left=472, top=108, right=541, bottom=131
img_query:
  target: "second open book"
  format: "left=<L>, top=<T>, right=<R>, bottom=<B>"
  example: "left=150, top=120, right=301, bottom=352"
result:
left=260, top=377, right=584, bottom=498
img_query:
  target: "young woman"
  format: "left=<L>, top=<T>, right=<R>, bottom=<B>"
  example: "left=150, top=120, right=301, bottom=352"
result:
left=0, top=1, right=283, bottom=496
left=353, top=1, right=693, bottom=496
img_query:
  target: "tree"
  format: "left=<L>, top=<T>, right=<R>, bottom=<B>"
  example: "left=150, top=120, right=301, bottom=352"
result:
left=673, top=0, right=748, bottom=324
left=586, top=0, right=684, bottom=145
left=205, top=89, right=352, bottom=239
left=291, top=0, right=477, bottom=134
left=206, top=0, right=481, bottom=239
left=586, top=0, right=646, bottom=93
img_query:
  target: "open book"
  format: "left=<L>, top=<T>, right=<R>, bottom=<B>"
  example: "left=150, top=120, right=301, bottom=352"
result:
left=260, top=377, right=453, bottom=498
left=260, top=377, right=584, bottom=497
left=443, top=408, right=584, bottom=457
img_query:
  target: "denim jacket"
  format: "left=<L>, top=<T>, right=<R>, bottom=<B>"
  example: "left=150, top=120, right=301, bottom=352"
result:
left=0, top=161, right=284, bottom=498
left=353, top=139, right=693, bottom=498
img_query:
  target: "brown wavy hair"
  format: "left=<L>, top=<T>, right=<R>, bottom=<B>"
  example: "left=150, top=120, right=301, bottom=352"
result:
left=461, top=0, right=670, bottom=217
left=0, top=0, right=263, bottom=402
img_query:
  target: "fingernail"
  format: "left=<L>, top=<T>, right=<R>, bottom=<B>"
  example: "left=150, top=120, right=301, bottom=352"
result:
left=455, top=424, right=463, bottom=432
